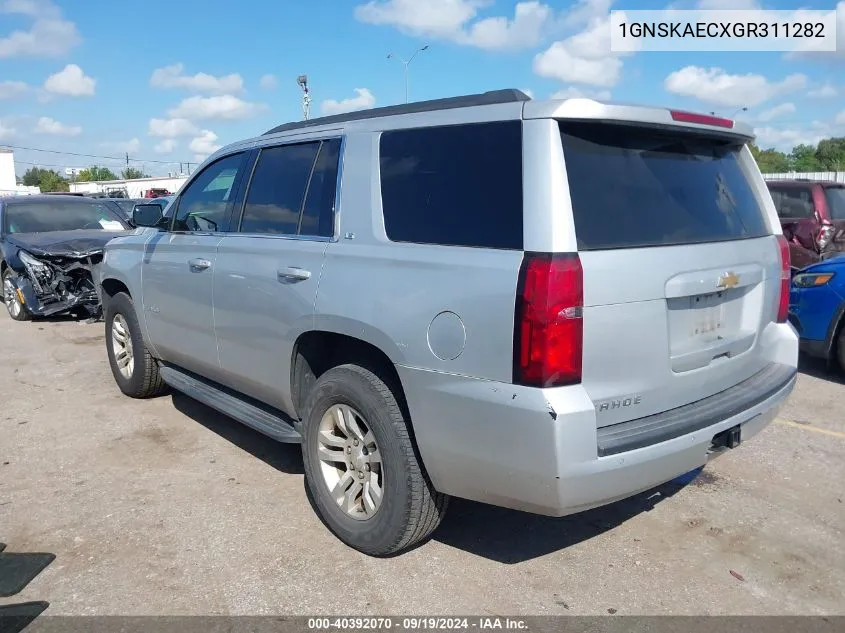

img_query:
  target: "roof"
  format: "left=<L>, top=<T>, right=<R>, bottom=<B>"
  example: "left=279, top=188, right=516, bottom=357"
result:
left=263, top=89, right=531, bottom=135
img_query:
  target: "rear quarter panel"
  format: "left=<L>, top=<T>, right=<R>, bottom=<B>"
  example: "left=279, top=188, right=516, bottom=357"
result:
left=315, top=131, right=524, bottom=382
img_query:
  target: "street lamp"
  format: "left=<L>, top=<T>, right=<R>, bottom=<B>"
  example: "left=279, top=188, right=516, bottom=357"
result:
left=731, top=106, right=749, bottom=118
left=297, top=74, right=311, bottom=121
left=387, top=45, right=429, bottom=104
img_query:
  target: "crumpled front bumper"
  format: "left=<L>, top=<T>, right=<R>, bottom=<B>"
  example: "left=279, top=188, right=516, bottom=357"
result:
left=7, top=264, right=103, bottom=317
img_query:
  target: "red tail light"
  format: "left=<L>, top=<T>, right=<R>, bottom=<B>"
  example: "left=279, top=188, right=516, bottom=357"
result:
left=514, top=253, right=583, bottom=387
left=776, top=235, right=790, bottom=323
left=670, top=110, right=734, bottom=129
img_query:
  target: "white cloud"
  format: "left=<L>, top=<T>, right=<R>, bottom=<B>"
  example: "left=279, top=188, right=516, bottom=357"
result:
left=664, top=66, right=807, bottom=107
left=757, top=103, right=796, bottom=122
left=355, top=0, right=554, bottom=50
left=259, top=73, right=278, bottom=90
left=564, top=0, right=613, bottom=27
left=0, top=0, right=81, bottom=58
left=809, top=83, right=838, bottom=98
left=189, top=130, right=221, bottom=160
left=34, top=116, right=81, bottom=136
left=150, top=63, right=244, bottom=95
left=168, top=95, right=267, bottom=121
left=753, top=126, right=829, bottom=151
left=836, top=111, right=845, bottom=125
left=321, top=88, right=376, bottom=115
left=533, top=11, right=634, bottom=88
left=521, top=88, right=534, bottom=98
left=148, top=117, right=199, bottom=138
left=0, top=118, right=17, bottom=140
left=102, top=138, right=141, bottom=154
left=459, top=1, right=552, bottom=50
left=551, top=85, right=611, bottom=100
left=697, top=0, right=760, bottom=8
left=43, top=64, right=95, bottom=97
left=154, top=139, right=177, bottom=154
left=0, top=79, right=28, bottom=99
left=786, top=1, right=844, bottom=60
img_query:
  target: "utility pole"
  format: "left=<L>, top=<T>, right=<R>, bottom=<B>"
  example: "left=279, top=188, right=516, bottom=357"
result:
left=125, top=152, right=129, bottom=169
left=387, top=45, right=429, bottom=104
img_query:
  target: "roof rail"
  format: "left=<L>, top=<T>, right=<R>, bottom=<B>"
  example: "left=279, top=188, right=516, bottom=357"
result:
left=263, top=88, right=531, bottom=135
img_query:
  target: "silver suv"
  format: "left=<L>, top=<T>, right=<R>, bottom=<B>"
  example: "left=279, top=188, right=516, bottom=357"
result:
left=99, top=89, right=798, bottom=556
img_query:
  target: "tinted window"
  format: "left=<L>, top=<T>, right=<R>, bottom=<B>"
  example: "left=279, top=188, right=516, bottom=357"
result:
left=824, top=187, right=845, bottom=220
left=560, top=122, right=769, bottom=250
left=240, top=142, right=320, bottom=235
left=300, top=138, right=341, bottom=237
left=3, top=200, right=128, bottom=234
left=769, top=186, right=815, bottom=220
left=379, top=122, right=523, bottom=249
left=173, top=153, right=244, bottom=232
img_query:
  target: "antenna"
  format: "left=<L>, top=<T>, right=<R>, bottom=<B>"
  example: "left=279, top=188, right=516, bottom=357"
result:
left=297, top=74, right=311, bottom=121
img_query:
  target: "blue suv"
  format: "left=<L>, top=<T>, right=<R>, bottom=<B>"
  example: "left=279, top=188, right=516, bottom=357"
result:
left=789, top=255, right=845, bottom=371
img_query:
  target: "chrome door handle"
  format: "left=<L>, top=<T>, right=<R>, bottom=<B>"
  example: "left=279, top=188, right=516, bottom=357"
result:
left=278, top=266, right=311, bottom=281
left=188, top=258, right=211, bottom=271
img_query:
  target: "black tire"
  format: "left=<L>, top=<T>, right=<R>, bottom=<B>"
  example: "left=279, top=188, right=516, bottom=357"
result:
left=836, top=326, right=845, bottom=375
left=2, top=268, right=32, bottom=321
left=301, top=364, right=449, bottom=556
left=104, top=291, right=167, bottom=398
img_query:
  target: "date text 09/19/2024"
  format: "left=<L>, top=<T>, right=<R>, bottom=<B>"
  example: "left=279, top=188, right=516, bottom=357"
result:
left=307, top=617, right=529, bottom=630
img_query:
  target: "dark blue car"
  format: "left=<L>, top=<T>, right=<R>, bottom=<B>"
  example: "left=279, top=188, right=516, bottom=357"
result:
left=789, top=255, right=845, bottom=371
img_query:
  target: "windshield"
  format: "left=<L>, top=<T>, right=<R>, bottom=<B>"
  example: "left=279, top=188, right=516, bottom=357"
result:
left=825, top=187, right=845, bottom=221
left=3, top=200, right=128, bottom=234
left=560, top=122, right=769, bottom=250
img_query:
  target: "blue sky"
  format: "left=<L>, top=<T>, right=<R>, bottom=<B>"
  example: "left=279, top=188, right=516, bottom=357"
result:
left=0, top=0, right=843, bottom=177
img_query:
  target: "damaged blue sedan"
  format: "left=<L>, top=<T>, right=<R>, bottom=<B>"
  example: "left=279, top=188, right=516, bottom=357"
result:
left=1, top=195, right=132, bottom=321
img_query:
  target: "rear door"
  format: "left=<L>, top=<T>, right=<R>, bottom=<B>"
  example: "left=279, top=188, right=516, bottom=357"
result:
left=213, top=137, right=341, bottom=414
left=556, top=120, right=782, bottom=427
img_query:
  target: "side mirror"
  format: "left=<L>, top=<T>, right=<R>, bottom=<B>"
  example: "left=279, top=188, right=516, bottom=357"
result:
left=132, top=203, right=164, bottom=228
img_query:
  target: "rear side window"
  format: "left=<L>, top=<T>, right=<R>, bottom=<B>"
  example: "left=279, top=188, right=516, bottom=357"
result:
left=560, top=122, right=769, bottom=251
left=379, top=121, right=523, bottom=249
left=769, top=186, right=815, bottom=219
left=825, top=187, right=845, bottom=220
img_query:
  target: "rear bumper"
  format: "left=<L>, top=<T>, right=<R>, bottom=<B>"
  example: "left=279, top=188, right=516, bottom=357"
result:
left=398, top=328, right=798, bottom=517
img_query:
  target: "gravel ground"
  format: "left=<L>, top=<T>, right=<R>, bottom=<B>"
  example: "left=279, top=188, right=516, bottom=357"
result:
left=0, top=312, right=843, bottom=616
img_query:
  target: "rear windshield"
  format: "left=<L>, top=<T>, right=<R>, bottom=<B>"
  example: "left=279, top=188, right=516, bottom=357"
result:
left=560, top=122, right=769, bottom=250
left=825, top=187, right=845, bottom=220
left=3, top=200, right=127, bottom=234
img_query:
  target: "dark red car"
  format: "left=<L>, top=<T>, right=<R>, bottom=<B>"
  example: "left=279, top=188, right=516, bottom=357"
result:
left=766, top=179, right=845, bottom=270
left=144, top=188, right=171, bottom=199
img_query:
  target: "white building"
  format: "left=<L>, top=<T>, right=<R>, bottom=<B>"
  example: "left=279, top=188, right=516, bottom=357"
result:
left=0, top=149, right=40, bottom=196
left=69, top=175, right=188, bottom=198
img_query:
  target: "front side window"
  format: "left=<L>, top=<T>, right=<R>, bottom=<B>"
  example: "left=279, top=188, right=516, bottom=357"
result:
left=172, top=152, right=245, bottom=232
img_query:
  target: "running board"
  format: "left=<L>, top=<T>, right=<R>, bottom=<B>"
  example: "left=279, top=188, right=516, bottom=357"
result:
left=159, top=365, right=302, bottom=443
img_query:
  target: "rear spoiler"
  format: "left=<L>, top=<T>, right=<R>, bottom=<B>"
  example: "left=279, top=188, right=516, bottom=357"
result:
left=523, top=98, right=755, bottom=143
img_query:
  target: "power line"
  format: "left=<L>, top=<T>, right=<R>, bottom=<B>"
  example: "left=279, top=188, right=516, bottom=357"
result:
left=0, top=143, right=189, bottom=165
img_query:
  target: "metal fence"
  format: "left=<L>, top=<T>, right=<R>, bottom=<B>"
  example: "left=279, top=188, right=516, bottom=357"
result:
left=762, top=171, right=845, bottom=183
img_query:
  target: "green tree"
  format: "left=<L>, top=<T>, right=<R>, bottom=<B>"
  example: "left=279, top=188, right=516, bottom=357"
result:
left=121, top=166, right=149, bottom=180
left=37, top=169, right=70, bottom=192
left=815, top=137, right=845, bottom=171
left=749, top=144, right=790, bottom=173
left=77, top=166, right=118, bottom=182
left=789, top=144, right=820, bottom=172
left=22, top=166, right=45, bottom=187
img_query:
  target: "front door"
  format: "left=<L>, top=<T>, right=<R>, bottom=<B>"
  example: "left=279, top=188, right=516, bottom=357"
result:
left=214, top=138, right=341, bottom=414
left=141, top=151, right=249, bottom=381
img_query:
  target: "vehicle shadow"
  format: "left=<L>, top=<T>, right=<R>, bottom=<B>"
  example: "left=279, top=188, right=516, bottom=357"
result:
left=798, top=354, right=845, bottom=384
left=0, top=601, right=50, bottom=633
left=431, top=472, right=704, bottom=564
left=169, top=392, right=304, bottom=475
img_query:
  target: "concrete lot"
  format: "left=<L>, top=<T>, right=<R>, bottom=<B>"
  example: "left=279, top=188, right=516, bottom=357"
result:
left=0, top=311, right=843, bottom=616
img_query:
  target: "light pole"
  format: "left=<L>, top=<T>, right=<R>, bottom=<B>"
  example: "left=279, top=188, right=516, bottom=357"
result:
left=387, top=45, right=429, bottom=104
left=297, top=74, right=311, bottom=120
left=730, top=106, right=748, bottom=118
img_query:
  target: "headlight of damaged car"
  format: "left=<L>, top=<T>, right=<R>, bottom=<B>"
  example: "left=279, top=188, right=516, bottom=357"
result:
left=18, top=250, right=53, bottom=289
left=792, top=271, right=835, bottom=288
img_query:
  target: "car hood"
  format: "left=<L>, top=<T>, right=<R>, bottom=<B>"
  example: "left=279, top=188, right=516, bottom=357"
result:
left=5, top=229, right=132, bottom=257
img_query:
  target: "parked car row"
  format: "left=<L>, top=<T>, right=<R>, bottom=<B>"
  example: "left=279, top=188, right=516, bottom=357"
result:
left=1, top=90, right=806, bottom=557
